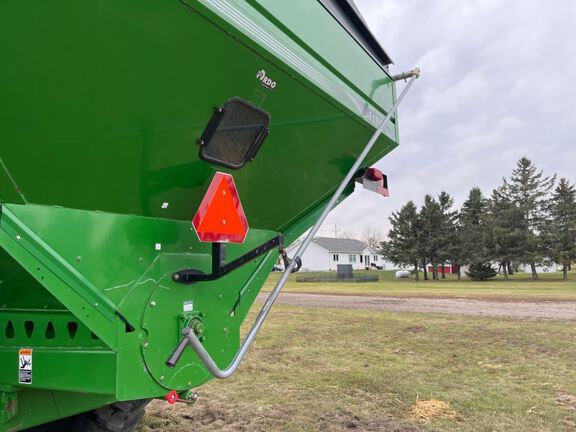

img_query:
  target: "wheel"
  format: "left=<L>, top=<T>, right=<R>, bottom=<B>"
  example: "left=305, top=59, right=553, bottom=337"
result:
left=24, top=399, right=151, bottom=432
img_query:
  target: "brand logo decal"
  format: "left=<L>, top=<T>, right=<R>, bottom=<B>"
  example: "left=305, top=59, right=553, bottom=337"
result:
left=364, top=110, right=384, bottom=128
left=256, top=69, right=277, bottom=90
left=344, top=90, right=387, bottom=130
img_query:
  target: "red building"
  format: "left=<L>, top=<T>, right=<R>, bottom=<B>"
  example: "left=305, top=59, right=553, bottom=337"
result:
left=427, top=264, right=459, bottom=274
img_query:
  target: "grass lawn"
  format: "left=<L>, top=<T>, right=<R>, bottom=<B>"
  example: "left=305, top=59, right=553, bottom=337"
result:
left=140, top=306, right=576, bottom=431
left=262, top=270, right=576, bottom=301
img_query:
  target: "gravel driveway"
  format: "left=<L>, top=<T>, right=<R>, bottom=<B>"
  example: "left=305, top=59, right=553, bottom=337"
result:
left=258, top=292, right=576, bottom=320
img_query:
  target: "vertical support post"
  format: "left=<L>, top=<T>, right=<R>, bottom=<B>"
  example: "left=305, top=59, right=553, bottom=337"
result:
left=211, top=243, right=226, bottom=277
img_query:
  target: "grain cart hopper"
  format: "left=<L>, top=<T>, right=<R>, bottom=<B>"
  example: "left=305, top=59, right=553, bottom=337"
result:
left=0, top=0, right=418, bottom=430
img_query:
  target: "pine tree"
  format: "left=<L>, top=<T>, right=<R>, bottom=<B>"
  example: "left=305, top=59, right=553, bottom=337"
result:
left=459, top=187, right=494, bottom=278
left=465, top=262, right=498, bottom=281
left=497, top=157, right=555, bottom=279
left=459, top=187, right=488, bottom=264
left=437, top=191, right=459, bottom=279
left=380, top=201, right=421, bottom=279
left=486, top=187, right=526, bottom=280
left=544, top=178, right=576, bottom=280
left=419, top=195, right=443, bottom=280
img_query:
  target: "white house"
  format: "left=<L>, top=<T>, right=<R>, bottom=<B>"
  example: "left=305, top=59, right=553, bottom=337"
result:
left=519, top=263, right=558, bottom=273
left=287, top=237, right=398, bottom=272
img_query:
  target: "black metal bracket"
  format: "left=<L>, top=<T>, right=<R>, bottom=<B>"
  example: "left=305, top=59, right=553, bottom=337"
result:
left=280, top=248, right=302, bottom=273
left=172, top=235, right=299, bottom=285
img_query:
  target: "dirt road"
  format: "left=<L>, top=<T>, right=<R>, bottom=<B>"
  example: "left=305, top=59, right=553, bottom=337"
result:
left=257, top=292, right=576, bottom=320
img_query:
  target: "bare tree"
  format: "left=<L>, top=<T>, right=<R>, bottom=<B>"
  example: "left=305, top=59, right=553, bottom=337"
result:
left=339, top=230, right=357, bottom=239
left=362, top=227, right=384, bottom=251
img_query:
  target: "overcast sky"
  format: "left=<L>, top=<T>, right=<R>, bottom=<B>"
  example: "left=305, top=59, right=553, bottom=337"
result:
left=318, top=0, right=576, bottom=240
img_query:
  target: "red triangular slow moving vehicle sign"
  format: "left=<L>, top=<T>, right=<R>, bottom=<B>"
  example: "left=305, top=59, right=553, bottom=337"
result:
left=192, top=172, right=249, bottom=243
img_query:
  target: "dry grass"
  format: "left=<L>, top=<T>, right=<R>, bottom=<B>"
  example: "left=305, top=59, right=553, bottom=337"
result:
left=138, top=305, right=576, bottom=432
left=410, top=400, right=457, bottom=421
left=263, top=270, right=576, bottom=301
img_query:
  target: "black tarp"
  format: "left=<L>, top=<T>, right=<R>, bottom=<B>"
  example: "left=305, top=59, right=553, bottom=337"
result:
left=317, top=0, right=393, bottom=67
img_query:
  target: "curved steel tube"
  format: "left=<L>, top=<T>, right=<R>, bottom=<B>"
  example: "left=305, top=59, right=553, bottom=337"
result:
left=180, top=71, right=420, bottom=379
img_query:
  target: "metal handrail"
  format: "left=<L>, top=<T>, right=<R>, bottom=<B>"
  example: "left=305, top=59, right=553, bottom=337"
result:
left=166, top=69, right=420, bottom=378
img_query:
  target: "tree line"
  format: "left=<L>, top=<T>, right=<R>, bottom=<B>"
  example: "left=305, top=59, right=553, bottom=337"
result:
left=380, top=157, right=576, bottom=281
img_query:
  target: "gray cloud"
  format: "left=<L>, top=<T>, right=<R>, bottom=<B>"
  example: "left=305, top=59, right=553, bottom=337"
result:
left=319, top=0, right=576, bottom=239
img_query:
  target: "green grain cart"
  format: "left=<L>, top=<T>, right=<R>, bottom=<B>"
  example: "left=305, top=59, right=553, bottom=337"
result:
left=0, top=0, right=418, bottom=430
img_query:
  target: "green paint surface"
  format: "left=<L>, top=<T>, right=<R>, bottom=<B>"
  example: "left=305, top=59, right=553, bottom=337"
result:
left=0, top=0, right=400, bottom=429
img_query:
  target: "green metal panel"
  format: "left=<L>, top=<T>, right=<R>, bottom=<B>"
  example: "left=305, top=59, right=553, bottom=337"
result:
left=0, top=203, right=285, bottom=393
left=0, top=0, right=402, bottom=429
left=138, top=249, right=279, bottom=392
left=0, top=248, right=63, bottom=311
left=1, top=206, right=119, bottom=325
left=1, top=389, right=115, bottom=431
left=0, top=229, right=118, bottom=349
left=192, top=0, right=397, bottom=120
left=245, top=0, right=395, bottom=112
left=0, top=349, right=116, bottom=394
left=0, top=0, right=397, bottom=230
left=0, top=161, right=25, bottom=205
left=0, top=202, right=290, bottom=427
left=0, top=311, right=105, bottom=349
left=0, top=387, right=18, bottom=425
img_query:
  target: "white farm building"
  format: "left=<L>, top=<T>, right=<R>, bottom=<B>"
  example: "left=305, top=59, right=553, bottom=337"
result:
left=287, top=237, right=397, bottom=272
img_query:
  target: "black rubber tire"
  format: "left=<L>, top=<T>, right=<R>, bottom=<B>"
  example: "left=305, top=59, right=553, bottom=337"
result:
left=25, top=399, right=151, bottom=432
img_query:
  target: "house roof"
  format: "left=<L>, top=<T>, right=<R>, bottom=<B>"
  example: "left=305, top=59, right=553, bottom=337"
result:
left=312, top=237, right=368, bottom=253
